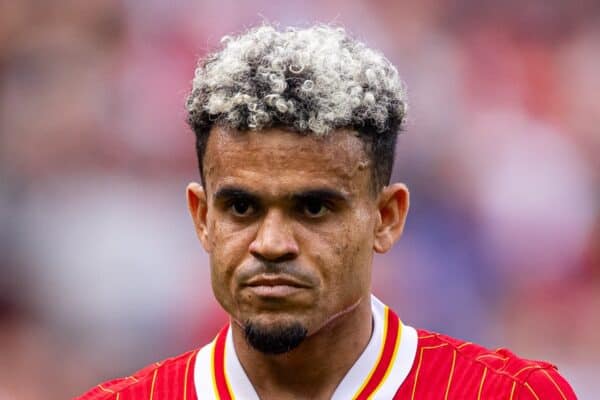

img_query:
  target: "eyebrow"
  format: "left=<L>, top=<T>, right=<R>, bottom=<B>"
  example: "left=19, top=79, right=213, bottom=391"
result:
left=291, top=189, right=349, bottom=204
left=213, top=186, right=259, bottom=202
left=213, top=186, right=349, bottom=203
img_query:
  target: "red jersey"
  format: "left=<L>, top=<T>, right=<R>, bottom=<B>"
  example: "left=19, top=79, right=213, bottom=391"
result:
left=394, top=331, right=576, bottom=399
left=75, top=297, right=576, bottom=399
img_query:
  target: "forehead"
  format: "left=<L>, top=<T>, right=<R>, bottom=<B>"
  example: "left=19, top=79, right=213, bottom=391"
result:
left=203, top=126, right=371, bottom=197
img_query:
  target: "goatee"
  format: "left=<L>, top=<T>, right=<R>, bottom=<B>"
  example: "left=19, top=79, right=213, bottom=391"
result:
left=244, top=322, right=308, bottom=355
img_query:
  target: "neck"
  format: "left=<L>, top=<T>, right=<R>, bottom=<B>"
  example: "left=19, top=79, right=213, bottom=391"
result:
left=231, top=296, right=373, bottom=400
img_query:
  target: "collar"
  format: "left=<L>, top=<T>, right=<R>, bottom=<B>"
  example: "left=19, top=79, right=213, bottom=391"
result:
left=193, top=295, right=417, bottom=399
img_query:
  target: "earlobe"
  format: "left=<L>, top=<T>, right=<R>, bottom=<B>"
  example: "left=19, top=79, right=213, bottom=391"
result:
left=373, top=183, right=409, bottom=253
left=186, top=182, right=211, bottom=251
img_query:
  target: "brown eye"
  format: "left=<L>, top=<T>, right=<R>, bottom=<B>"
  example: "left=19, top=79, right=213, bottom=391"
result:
left=231, top=199, right=253, bottom=217
left=302, top=199, right=328, bottom=218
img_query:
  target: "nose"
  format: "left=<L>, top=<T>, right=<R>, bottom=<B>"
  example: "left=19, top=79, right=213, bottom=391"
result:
left=249, top=209, right=299, bottom=262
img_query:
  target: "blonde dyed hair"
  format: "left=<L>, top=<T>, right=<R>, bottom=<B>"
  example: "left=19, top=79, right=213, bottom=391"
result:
left=186, top=24, right=407, bottom=188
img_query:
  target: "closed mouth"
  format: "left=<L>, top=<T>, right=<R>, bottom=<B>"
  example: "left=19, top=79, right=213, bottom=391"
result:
left=244, top=275, right=310, bottom=288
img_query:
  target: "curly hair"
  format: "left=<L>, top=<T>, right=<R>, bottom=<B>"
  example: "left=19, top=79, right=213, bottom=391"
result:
left=186, top=24, right=407, bottom=191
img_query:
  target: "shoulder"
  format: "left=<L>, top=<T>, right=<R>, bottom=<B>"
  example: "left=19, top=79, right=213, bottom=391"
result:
left=398, top=329, right=577, bottom=399
left=74, top=349, right=199, bottom=400
left=516, top=366, right=578, bottom=400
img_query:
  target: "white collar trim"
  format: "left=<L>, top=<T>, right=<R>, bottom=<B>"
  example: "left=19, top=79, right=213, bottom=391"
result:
left=194, top=295, right=417, bottom=399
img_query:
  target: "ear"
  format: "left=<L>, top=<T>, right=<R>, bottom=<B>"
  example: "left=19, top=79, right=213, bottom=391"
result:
left=186, top=182, right=212, bottom=252
left=373, top=183, right=410, bottom=253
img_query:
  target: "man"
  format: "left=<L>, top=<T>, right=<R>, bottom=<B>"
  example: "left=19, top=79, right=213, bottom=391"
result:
left=77, top=25, right=577, bottom=399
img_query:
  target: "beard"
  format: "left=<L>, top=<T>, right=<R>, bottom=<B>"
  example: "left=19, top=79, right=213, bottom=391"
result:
left=244, top=321, right=308, bottom=355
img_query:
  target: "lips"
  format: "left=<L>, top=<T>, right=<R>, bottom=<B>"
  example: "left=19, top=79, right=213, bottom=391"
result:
left=244, top=274, right=310, bottom=288
left=243, top=274, right=311, bottom=297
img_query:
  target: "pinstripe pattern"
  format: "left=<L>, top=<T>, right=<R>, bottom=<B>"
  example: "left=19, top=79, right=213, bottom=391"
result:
left=74, top=301, right=577, bottom=399
left=393, top=330, right=577, bottom=399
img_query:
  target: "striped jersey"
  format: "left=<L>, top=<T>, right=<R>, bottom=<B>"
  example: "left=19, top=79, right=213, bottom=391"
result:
left=75, top=296, right=577, bottom=399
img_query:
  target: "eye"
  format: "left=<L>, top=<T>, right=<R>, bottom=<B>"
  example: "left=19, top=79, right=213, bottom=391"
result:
left=301, top=199, right=328, bottom=218
left=231, top=199, right=254, bottom=217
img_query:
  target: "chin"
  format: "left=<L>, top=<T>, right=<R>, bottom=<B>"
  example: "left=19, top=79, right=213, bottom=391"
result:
left=243, top=318, right=309, bottom=355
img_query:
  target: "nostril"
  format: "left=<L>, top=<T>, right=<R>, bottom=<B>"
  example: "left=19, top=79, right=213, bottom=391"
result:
left=249, top=235, right=299, bottom=261
left=251, top=250, right=297, bottom=264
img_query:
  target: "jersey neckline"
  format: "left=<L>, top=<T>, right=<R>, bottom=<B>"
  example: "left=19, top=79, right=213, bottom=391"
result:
left=193, top=295, right=418, bottom=399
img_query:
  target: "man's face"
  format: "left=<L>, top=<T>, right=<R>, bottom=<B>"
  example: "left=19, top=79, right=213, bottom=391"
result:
left=188, top=126, right=405, bottom=352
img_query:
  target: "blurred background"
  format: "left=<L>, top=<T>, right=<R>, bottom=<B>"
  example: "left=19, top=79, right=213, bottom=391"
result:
left=1, top=0, right=598, bottom=398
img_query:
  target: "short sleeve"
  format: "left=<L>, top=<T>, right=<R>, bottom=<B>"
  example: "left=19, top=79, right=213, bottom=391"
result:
left=519, top=367, right=578, bottom=399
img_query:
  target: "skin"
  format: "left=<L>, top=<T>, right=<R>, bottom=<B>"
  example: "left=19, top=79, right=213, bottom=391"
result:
left=187, top=126, right=409, bottom=399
